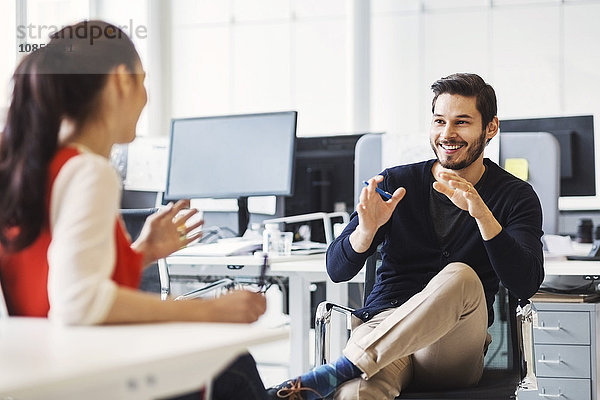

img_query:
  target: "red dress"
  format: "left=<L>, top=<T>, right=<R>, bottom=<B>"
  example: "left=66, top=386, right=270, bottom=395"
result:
left=0, top=147, right=143, bottom=317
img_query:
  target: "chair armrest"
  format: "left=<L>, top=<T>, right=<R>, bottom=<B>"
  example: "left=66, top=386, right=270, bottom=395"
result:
left=157, top=258, right=170, bottom=301
left=174, top=278, right=237, bottom=301
left=315, top=301, right=355, bottom=366
left=516, top=303, right=538, bottom=391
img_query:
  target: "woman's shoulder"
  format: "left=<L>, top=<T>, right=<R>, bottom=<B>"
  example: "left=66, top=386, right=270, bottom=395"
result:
left=49, top=151, right=121, bottom=226
left=53, top=151, right=121, bottom=198
left=59, top=151, right=119, bottom=181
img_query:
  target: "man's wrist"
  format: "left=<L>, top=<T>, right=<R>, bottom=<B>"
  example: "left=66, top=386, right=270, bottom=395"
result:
left=475, top=210, right=502, bottom=241
left=350, top=226, right=376, bottom=253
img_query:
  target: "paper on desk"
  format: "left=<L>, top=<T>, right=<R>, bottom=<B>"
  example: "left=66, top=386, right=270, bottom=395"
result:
left=174, top=238, right=262, bottom=256
left=543, top=234, right=575, bottom=256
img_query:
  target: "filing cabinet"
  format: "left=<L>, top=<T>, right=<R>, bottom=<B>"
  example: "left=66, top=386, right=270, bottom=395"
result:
left=520, top=302, right=600, bottom=400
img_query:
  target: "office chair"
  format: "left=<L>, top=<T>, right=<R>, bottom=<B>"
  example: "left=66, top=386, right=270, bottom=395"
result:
left=314, top=251, right=535, bottom=399
left=120, top=208, right=166, bottom=295
left=120, top=208, right=158, bottom=242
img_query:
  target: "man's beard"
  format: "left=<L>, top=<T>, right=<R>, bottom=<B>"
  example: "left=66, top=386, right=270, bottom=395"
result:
left=431, top=130, right=487, bottom=170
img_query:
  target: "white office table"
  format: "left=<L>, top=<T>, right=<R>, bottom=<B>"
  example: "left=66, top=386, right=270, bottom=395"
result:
left=0, top=317, right=288, bottom=400
left=543, top=241, right=599, bottom=275
left=545, top=257, right=600, bottom=276
left=165, top=252, right=357, bottom=375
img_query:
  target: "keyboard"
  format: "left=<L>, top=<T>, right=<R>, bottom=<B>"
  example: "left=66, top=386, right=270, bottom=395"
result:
left=566, top=255, right=600, bottom=261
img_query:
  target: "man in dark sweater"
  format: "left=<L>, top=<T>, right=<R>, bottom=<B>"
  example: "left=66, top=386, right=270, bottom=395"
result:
left=268, top=73, right=544, bottom=400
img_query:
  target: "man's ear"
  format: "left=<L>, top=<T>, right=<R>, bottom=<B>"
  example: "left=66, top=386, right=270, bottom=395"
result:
left=486, top=116, right=499, bottom=142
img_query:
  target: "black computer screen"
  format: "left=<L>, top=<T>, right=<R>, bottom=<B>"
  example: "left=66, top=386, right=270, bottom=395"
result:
left=285, top=134, right=364, bottom=216
left=164, top=111, right=297, bottom=200
left=284, top=134, right=366, bottom=242
left=501, top=115, right=595, bottom=197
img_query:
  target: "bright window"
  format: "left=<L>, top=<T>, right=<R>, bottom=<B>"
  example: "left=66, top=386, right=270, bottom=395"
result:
left=0, top=1, right=16, bottom=116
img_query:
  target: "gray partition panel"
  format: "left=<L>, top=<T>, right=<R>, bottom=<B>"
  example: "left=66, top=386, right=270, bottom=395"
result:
left=500, top=131, right=560, bottom=235
left=354, top=134, right=383, bottom=206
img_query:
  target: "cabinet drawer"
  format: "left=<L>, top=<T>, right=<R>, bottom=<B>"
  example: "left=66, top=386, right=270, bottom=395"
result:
left=534, top=311, right=590, bottom=345
left=534, top=345, right=590, bottom=378
left=535, top=378, right=590, bottom=400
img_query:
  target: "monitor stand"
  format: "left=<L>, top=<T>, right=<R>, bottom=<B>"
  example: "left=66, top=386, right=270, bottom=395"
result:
left=237, top=197, right=249, bottom=236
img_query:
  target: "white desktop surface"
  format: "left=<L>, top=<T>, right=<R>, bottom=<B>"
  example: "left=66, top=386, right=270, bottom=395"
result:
left=168, top=251, right=325, bottom=267
left=545, top=258, right=600, bottom=276
left=544, top=241, right=600, bottom=275
left=0, top=317, right=288, bottom=400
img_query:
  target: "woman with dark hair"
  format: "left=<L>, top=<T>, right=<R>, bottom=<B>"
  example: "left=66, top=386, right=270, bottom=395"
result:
left=0, top=20, right=269, bottom=400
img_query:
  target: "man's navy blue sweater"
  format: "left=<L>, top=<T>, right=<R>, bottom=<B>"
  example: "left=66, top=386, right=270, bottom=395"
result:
left=327, top=158, right=545, bottom=327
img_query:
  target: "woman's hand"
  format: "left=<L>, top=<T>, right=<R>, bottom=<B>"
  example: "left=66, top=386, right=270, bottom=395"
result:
left=132, top=200, right=204, bottom=266
left=350, top=175, right=405, bottom=253
left=202, top=290, right=267, bottom=323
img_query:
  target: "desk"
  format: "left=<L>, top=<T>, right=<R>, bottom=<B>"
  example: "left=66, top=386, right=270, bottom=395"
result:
left=517, top=300, right=600, bottom=400
left=0, top=317, right=288, bottom=400
left=165, top=253, right=358, bottom=375
left=517, top=256, right=600, bottom=400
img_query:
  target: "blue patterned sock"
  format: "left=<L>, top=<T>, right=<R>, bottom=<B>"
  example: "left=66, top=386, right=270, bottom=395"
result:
left=295, top=356, right=362, bottom=399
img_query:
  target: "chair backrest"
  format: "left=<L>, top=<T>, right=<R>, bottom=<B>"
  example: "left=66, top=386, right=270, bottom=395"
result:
left=499, top=131, right=560, bottom=235
left=120, top=208, right=158, bottom=241
left=354, top=134, right=383, bottom=206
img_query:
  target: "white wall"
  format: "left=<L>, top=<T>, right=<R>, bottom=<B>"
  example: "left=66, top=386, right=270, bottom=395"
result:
left=371, top=0, right=600, bottom=169
left=0, top=1, right=16, bottom=111
left=4, top=0, right=600, bottom=206
left=169, top=0, right=600, bottom=178
left=170, top=0, right=349, bottom=137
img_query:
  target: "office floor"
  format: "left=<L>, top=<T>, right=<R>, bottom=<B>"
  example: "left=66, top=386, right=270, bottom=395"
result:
left=250, top=337, right=294, bottom=388
left=250, top=324, right=316, bottom=388
left=249, top=285, right=305, bottom=388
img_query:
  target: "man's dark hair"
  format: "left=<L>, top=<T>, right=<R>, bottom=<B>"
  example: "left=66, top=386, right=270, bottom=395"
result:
left=431, top=73, right=497, bottom=130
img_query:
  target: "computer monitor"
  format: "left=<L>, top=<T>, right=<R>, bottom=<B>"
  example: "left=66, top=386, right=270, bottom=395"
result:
left=284, top=133, right=377, bottom=242
left=165, top=111, right=297, bottom=235
left=501, top=115, right=597, bottom=210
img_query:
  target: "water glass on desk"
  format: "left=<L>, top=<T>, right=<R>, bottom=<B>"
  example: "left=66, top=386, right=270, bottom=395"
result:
left=263, top=224, right=293, bottom=256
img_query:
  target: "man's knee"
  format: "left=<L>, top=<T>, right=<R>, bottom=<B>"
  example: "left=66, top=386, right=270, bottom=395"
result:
left=441, top=262, right=482, bottom=290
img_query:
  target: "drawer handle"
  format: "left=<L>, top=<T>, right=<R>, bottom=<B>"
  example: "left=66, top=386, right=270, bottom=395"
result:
left=534, top=322, right=561, bottom=331
left=537, top=356, right=561, bottom=365
left=538, top=391, right=563, bottom=398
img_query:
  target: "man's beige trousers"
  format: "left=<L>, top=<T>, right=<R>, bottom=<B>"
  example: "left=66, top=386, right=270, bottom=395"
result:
left=335, top=262, right=490, bottom=400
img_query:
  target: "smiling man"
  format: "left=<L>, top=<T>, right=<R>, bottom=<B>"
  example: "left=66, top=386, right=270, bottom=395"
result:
left=268, top=73, right=544, bottom=400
